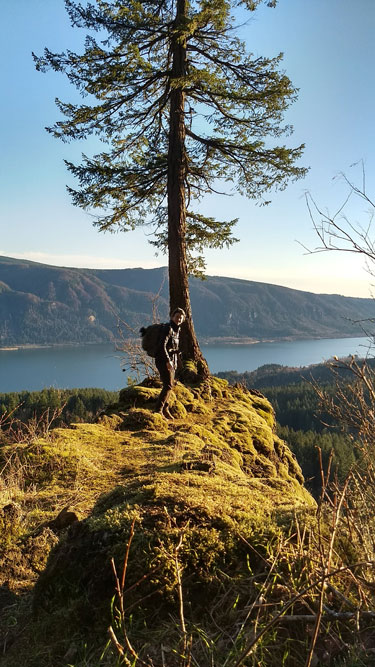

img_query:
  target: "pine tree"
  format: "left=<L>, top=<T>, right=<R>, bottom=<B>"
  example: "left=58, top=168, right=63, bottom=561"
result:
left=34, top=0, right=307, bottom=375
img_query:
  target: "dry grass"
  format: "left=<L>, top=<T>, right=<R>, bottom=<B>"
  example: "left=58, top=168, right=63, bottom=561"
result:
left=5, top=377, right=374, bottom=666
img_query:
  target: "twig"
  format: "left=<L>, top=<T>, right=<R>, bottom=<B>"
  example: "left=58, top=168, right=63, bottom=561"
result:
left=325, top=582, right=357, bottom=610
left=305, top=468, right=351, bottom=667
left=109, top=519, right=150, bottom=667
left=276, top=609, right=375, bottom=621
left=107, top=625, right=129, bottom=663
left=175, top=533, right=189, bottom=664
left=121, top=517, right=135, bottom=592
left=231, top=559, right=375, bottom=667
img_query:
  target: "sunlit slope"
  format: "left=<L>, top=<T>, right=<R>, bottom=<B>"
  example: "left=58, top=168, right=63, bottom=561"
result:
left=0, top=377, right=314, bottom=665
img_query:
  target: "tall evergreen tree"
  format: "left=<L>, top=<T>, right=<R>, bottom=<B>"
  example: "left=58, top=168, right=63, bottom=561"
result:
left=34, top=0, right=306, bottom=375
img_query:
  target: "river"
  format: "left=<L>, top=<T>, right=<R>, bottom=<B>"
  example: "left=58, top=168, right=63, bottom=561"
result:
left=0, top=336, right=370, bottom=393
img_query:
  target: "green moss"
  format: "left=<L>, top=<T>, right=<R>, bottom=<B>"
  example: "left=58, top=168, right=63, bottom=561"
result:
left=97, top=412, right=123, bottom=429
left=174, top=382, right=196, bottom=403
left=118, top=384, right=160, bottom=406
left=119, top=407, right=170, bottom=432
left=186, top=399, right=212, bottom=415
left=169, top=398, right=188, bottom=419
left=0, top=509, right=22, bottom=551
left=0, top=375, right=317, bottom=667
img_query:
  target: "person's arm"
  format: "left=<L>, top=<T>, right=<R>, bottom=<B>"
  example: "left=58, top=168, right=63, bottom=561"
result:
left=155, top=324, right=172, bottom=364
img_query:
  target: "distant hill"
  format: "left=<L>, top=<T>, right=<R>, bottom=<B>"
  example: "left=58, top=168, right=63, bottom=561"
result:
left=0, top=255, right=373, bottom=346
left=218, top=358, right=375, bottom=389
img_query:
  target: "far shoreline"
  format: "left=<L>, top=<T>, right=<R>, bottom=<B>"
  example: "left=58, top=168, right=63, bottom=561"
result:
left=0, top=332, right=368, bottom=352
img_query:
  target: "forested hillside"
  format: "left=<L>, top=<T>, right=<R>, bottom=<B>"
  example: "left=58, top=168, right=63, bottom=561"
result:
left=0, top=388, right=118, bottom=438
left=0, top=255, right=373, bottom=345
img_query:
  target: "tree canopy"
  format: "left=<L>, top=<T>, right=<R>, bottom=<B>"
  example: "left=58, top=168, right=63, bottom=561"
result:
left=34, top=0, right=307, bottom=372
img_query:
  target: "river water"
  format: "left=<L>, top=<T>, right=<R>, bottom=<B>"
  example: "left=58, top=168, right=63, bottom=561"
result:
left=0, top=336, right=370, bottom=393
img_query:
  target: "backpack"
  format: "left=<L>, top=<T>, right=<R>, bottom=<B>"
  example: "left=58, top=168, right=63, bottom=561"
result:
left=139, top=323, right=166, bottom=358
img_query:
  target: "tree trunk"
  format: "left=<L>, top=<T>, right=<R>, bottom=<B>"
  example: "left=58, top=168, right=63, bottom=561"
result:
left=167, top=0, right=209, bottom=377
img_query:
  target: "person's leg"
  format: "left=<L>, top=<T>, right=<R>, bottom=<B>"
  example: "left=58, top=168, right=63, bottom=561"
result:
left=155, top=361, right=174, bottom=416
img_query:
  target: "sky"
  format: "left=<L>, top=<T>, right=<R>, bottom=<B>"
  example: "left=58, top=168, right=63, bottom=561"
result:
left=1, top=0, right=375, bottom=298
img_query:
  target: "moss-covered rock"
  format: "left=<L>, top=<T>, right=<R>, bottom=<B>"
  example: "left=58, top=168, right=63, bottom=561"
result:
left=1, top=376, right=315, bottom=666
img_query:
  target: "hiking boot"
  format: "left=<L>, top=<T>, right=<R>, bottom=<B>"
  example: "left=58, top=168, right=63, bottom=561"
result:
left=163, top=406, right=174, bottom=420
left=155, top=403, right=167, bottom=419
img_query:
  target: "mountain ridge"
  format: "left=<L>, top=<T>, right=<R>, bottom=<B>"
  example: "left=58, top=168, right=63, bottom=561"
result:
left=0, top=255, right=372, bottom=346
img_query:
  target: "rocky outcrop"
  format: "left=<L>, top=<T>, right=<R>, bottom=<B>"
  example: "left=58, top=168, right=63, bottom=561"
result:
left=0, top=377, right=315, bottom=665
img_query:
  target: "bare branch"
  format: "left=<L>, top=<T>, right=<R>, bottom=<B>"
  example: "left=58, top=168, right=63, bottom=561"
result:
left=304, top=166, right=375, bottom=276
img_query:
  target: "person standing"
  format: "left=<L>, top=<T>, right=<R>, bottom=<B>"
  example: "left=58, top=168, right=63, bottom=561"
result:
left=154, top=307, right=186, bottom=418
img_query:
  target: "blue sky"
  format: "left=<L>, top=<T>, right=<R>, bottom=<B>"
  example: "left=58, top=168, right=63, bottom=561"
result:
left=1, top=0, right=374, bottom=297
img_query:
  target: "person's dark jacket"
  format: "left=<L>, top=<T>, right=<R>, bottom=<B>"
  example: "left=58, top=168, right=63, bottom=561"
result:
left=154, top=320, right=180, bottom=370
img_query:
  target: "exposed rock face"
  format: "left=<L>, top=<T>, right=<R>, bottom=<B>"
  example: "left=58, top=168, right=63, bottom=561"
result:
left=6, top=377, right=313, bottom=666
